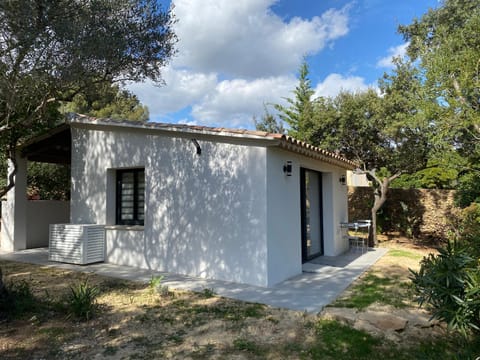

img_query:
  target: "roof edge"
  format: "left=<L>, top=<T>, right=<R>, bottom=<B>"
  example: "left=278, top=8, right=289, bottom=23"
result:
left=68, top=113, right=357, bottom=170
left=277, top=136, right=357, bottom=170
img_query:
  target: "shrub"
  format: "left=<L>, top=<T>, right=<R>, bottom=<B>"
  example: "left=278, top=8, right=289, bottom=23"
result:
left=455, top=171, right=480, bottom=208
left=410, top=242, right=480, bottom=334
left=148, top=275, right=170, bottom=296
left=149, top=275, right=163, bottom=293
left=454, top=203, right=480, bottom=258
left=67, top=279, right=99, bottom=321
left=0, top=268, right=37, bottom=319
left=201, top=288, right=216, bottom=298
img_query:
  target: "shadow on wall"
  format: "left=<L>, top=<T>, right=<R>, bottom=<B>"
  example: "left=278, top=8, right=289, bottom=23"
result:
left=74, top=128, right=268, bottom=286
left=71, top=129, right=108, bottom=224
left=146, top=138, right=267, bottom=286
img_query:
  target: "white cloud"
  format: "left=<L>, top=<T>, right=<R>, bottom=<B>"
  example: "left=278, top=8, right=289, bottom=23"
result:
left=376, top=43, right=409, bottom=68
left=128, top=68, right=296, bottom=128
left=172, top=0, right=350, bottom=77
left=191, top=76, right=297, bottom=127
left=127, top=66, right=218, bottom=116
left=128, top=0, right=354, bottom=128
left=177, top=118, right=198, bottom=126
left=313, top=73, right=373, bottom=98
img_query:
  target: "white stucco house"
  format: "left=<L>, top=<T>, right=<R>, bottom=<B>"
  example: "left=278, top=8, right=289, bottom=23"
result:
left=1, top=114, right=356, bottom=287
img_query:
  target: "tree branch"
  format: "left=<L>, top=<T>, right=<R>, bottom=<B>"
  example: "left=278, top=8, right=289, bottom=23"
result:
left=0, top=143, right=18, bottom=199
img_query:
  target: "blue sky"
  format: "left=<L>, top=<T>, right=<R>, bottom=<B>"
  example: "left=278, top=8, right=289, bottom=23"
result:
left=128, top=0, right=440, bottom=129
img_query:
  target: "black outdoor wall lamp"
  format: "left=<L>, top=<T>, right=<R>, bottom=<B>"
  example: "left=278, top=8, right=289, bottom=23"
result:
left=339, top=174, right=346, bottom=185
left=190, top=138, right=201, bottom=155
left=283, top=160, right=292, bottom=176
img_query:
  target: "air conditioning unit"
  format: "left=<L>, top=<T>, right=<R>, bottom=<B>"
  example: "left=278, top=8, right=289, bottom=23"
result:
left=49, top=224, right=105, bottom=265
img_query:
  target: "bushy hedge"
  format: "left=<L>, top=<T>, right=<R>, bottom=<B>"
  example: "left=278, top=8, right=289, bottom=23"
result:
left=410, top=204, right=480, bottom=334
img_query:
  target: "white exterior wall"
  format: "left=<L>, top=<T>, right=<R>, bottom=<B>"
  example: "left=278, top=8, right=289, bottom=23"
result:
left=70, top=126, right=269, bottom=286
left=347, top=170, right=370, bottom=187
left=266, top=148, right=349, bottom=285
left=26, top=201, right=70, bottom=248
left=265, top=149, right=302, bottom=286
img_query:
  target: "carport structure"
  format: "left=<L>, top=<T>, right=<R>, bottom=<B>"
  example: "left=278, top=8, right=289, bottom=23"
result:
left=1, top=124, right=72, bottom=251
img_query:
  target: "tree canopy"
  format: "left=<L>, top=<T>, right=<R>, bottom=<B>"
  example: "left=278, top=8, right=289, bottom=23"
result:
left=272, top=61, right=316, bottom=141
left=253, top=105, right=285, bottom=134
left=0, top=0, right=176, bottom=197
left=398, top=0, right=480, bottom=204
left=267, top=0, right=480, bottom=242
left=63, top=83, right=149, bottom=122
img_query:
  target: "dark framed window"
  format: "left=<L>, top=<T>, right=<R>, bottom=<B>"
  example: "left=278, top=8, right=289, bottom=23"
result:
left=116, top=169, right=145, bottom=226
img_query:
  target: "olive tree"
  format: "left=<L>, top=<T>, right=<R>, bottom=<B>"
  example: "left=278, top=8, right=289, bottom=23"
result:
left=274, top=61, right=431, bottom=245
left=0, top=0, right=177, bottom=197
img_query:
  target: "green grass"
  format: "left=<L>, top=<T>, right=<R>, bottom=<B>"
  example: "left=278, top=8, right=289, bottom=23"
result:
left=388, top=249, right=424, bottom=260
left=174, top=300, right=266, bottom=321
left=294, top=320, right=480, bottom=360
left=3, top=260, right=480, bottom=360
left=331, top=273, right=410, bottom=309
left=233, top=338, right=265, bottom=356
left=307, top=320, right=382, bottom=359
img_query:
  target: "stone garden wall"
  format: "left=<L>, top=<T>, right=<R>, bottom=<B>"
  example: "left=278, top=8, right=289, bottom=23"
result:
left=348, top=187, right=457, bottom=241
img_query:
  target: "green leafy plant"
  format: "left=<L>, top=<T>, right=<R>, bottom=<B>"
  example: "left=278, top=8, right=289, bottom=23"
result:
left=67, top=279, right=99, bottom=321
left=149, top=275, right=163, bottom=293
left=453, top=203, right=480, bottom=258
left=149, top=275, right=170, bottom=296
left=455, top=171, right=480, bottom=208
left=233, top=338, right=264, bottom=355
left=0, top=268, right=37, bottom=319
left=201, top=288, right=216, bottom=298
left=410, top=242, right=480, bottom=334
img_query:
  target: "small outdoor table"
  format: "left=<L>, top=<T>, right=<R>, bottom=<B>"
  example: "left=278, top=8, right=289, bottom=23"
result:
left=340, top=221, right=371, bottom=253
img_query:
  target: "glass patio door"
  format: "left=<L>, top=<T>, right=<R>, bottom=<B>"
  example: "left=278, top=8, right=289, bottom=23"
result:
left=301, top=168, right=323, bottom=262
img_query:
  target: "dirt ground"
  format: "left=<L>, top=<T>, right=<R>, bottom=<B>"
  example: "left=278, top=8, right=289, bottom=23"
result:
left=0, top=237, right=442, bottom=359
left=375, top=233, right=438, bottom=274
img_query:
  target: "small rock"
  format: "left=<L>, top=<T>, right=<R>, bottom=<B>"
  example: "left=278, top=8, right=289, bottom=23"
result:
left=384, top=330, right=402, bottom=342
left=395, top=309, right=438, bottom=328
left=353, top=319, right=381, bottom=335
left=358, top=311, right=408, bottom=331
left=321, top=307, right=357, bottom=325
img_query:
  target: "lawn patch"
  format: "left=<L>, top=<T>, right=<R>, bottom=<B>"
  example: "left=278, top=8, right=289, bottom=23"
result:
left=388, top=249, right=423, bottom=260
left=1, top=255, right=476, bottom=360
left=331, top=272, right=410, bottom=309
left=308, top=320, right=382, bottom=359
left=233, top=338, right=265, bottom=356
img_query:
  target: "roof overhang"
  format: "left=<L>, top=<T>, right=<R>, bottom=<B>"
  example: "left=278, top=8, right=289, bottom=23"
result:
left=69, top=114, right=357, bottom=170
left=18, top=114, right=357, bottom=170
left=20, top=124, right=71, bottom=164
left=275, top=138, right=357, bottom=170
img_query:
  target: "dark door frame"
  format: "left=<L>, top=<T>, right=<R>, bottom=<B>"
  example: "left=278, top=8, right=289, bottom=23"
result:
left=300, top=168, right=324, bottom=263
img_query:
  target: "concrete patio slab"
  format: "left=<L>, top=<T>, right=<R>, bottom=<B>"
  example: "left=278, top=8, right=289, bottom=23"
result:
left=0, top=247, right=388, bottom=313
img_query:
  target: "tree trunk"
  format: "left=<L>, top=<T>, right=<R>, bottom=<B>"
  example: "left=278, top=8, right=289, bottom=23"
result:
left=0, top=268, right=8, bottom=302
left=367, top=171, right=402, bottom=247
left=0, top=143, right=18, bottom=199
left=369, top=180, right=388, bottom=246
